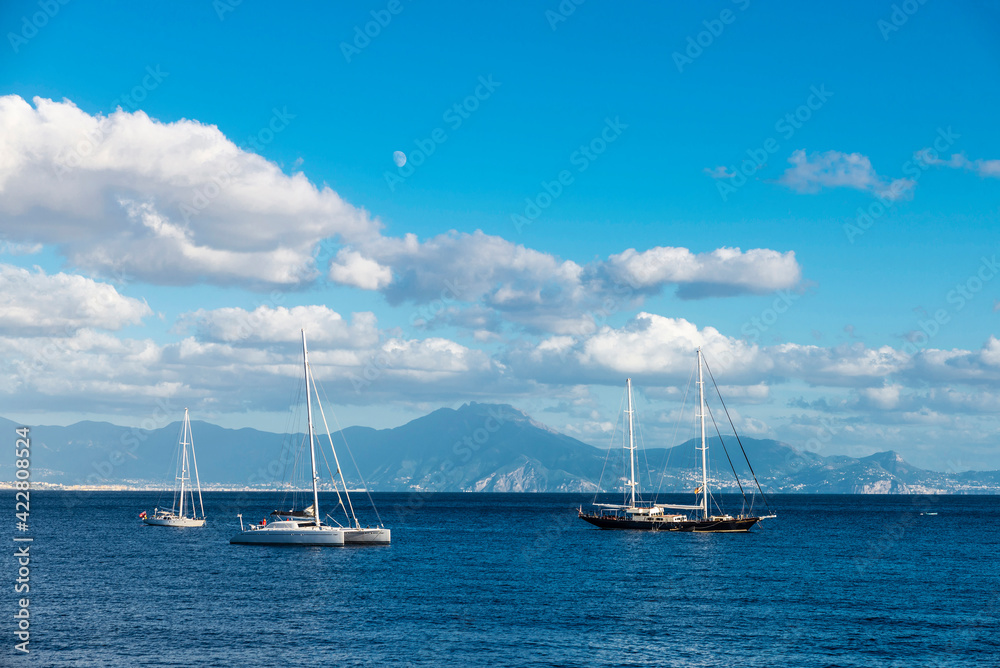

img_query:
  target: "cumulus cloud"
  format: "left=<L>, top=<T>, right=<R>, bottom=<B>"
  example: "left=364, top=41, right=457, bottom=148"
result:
left=506, top=315, right=1000, bottom=402
left=778, top=149, right=915, bottom=201
left=0, top=264, right=151, bottom=335
left=328, top=250, right=392, bottom=290
left=505, top=313, right=773, bottom=387
left=176, top=305, right=380, bottom=349
left=0, top=95, right=377, bottom=288
left=325, top=230, right=803, bottom=333
left=605, top=246, right=801, bottom=299
left=0, top=324, right=507, bottom=415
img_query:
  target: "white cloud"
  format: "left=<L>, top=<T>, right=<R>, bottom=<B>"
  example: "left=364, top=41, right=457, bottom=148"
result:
left=778, top=149, right=915, bottom=201
left=176, top=305, right=380, bottom=349
left=326, top=230, right=803, bottom=333
left=506, top=313, right=773, bottom=387
left=916, top=151, right=1000, bottom=179
left=328, top=249, right=393, bottom=290
left=0, top=264, right=151, bottom=335
left=605, top=246, right=801, bottom=299
left=859, top=383, right=902, bottom=410
left=0, top=95, right=377, bottom=288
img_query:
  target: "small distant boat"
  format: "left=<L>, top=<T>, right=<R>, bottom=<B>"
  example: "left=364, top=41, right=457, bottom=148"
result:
left=230, top=330, right=389, bottom=546
left=579, top=348, right=775, bottom=533
left=142, top=408, right=206, bottom=528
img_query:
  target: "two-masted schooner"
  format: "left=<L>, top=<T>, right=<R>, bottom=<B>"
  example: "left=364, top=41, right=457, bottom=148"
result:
left=579, top=348, right=775, bottom=532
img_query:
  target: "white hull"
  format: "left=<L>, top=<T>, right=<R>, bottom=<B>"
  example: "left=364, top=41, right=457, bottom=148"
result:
left=230, top=521, right=345, bottom=546
left=343, top=527, right=391, bottom=544
left=143, top=516, right=205, bottom=527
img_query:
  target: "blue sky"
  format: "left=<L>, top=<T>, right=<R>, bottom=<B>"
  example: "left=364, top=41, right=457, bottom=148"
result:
left=1, top=0, right=999, bottom=471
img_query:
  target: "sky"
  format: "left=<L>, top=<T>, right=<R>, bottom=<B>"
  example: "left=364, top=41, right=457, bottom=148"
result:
left=1, top=0, right=999, bottom=471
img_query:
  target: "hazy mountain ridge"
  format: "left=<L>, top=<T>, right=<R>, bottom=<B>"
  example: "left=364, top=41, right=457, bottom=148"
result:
left=2, top=406, right=998, bottom=493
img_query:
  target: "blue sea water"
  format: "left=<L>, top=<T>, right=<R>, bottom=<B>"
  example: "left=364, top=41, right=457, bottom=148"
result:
left=3, top=492, right=999, bottom=667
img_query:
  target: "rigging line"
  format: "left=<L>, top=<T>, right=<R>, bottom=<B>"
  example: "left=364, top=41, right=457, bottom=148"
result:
left=634, top=399, right=652, bottom=505
left=316, top=429, right=347, bottom=514
left=703, top=356, right=772, bottom=515
left=316, top=381, right=383, bottom=528
left=277, top=380, right=306, bottom=510
left=309, top=370, right=356, bottom=527
left=705, top=401, right=749, bottom=510
left=592, top=394, right=624, bottom=503
left=595, top=416, right=618, bottom=500
left=655, top=365, right=696, bottom=500
left=187, top=415, right=205, bottom=519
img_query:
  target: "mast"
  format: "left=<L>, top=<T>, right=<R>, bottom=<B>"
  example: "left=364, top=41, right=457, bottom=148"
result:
left=179, top=409, right=188, bottom=518
left=698, top=348, right=709, bottom=520
left=626, top=378, right=636, bottom=508
left=302, top=330, right=322, bottom=527
left=186, top=409, right=205, bottom=520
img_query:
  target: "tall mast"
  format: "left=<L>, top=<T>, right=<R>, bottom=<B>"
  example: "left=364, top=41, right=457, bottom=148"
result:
left=302, top=330, right=321, bottom=527
left=698, top=348, right=708, bottom=519
left=186, top=409, right=205, bottom=520
left=626, top=378, right=636, bottom=508
left=179, top=409, right=188, bottom=518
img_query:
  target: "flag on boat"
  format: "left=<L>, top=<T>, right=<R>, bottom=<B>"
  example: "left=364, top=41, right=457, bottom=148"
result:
left=139, top=511, right=147, bottom=519
left=693, top=487, right=702, bottom=494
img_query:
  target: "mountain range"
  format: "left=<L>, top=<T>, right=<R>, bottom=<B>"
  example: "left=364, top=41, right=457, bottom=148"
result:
left=3, top=404, right=999, bottom=493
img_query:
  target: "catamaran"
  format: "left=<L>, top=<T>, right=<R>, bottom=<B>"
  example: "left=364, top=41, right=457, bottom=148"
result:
left=579, top=348, right=775, bottom=533
left=230, top=329, right=390, bottom=546
left=142, top=408, right=206, bottom=527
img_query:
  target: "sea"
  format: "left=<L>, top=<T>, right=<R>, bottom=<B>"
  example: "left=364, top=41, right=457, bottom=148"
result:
left=3, top=491, right=998, bottom=667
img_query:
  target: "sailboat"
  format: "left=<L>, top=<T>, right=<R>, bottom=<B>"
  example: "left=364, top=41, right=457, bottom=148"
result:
left=579, top=348, right=775, bottom=533
left=229, top=329, right=390, bottom=546
left=142, top=408, right=206, bottom=527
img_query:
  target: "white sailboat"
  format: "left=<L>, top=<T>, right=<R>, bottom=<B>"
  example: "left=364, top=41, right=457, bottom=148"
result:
left=142, top=408, right=206, bottom=527
left=230, top=329, right=390, bottom=546
left=579, top=348, right=775, bottom=532
left=269, top=330, right=390, bottom=545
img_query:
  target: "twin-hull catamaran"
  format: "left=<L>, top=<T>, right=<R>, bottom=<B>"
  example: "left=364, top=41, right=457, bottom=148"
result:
left=230, top=329, right=390, bottom=546
left=579, top=348, right=774, bottom=533
left=142, top=408, right=206, bottom=528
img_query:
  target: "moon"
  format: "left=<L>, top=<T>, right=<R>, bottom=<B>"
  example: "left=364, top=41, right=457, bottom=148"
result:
left=393, top=150, right=406, bottom=167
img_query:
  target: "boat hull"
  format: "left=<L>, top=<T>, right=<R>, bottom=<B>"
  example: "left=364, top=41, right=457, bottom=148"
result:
left=579, top=513, right=760, bottom=533
left=343, top=527, right=391, bottom=544
left=229, top=525, right=345, bottom=546
left=143, top=517, right=205, bottom=527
